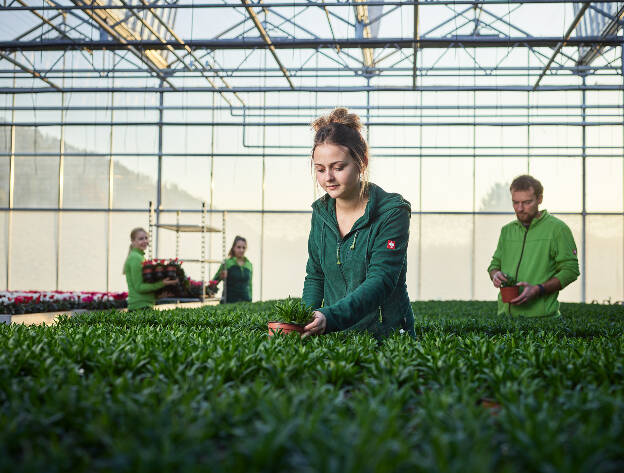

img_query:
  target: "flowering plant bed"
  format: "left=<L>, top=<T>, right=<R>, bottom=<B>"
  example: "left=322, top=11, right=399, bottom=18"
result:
left=0, top=290, right=127, bottom=315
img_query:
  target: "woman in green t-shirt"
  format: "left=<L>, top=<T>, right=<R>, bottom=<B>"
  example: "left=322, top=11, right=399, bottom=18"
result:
left=123, top=227, right=177, bottom=311
left=212, top=236, right=253, bottom=303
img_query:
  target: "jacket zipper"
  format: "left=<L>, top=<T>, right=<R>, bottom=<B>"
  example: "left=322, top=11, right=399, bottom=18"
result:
left=509, top=227, right=529, bottom=316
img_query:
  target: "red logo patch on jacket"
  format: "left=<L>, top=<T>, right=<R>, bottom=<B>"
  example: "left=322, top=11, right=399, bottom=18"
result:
left=387, top=240, right=396, bottom=250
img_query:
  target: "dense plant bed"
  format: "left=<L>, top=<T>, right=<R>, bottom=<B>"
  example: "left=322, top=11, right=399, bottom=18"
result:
left=1, top=300, right=623, bottom=472
left=0, top=291, right=128, bottom=315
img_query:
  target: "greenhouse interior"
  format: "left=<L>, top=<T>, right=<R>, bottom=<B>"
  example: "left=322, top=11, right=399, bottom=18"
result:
left=2, top=1, right=624, bottom=471
left=1, top=0, right=622, bottom=304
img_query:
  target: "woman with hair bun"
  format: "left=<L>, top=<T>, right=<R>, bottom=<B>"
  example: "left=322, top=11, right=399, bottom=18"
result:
left=212, top=236, right=253, bottom=303
left=123, top=227, right=178, bottom=311
left=302, top=108, right=415, bottom=339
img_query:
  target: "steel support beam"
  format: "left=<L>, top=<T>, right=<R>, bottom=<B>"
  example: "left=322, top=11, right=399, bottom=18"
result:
left=412, top=0, right=419, bottom=88
left=240, top=0, right=295, bottom=89
left=578, top=4, right=624, bottom=66
left=70, top=0, right=178, bottom=90
left=137, top=0, right=244, bottom=106
left=4, top=1, right=624, bottom=11
left=0, top=52, right=62, bottom=90
left=1, top=35, right=620, bottom=51
left=533, top=2, right=590, bottom=89
left=354, top=0, right=375, bottom=67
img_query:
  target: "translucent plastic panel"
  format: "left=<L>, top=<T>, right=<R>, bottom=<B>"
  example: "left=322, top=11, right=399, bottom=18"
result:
left=211, top=157, right=262, bottom=210
left=262, top=213, right=309, bottom=301
left=419, top=214, right=473, bottom=300
left=0, top=158, right=8, bottom=207
left=369, top=157, right=420, bottom=210
left=586, top=158, right=623, bottom=212
left=13, top=156, right=59, bottom=208
left=586, top=125, right=623, bottom=155
left=109, top=212, right=151, bottom=292
left=162, top=125, right=213, bottom=155
left=10, top=212, right=57, bottom=290
left=586, top=216, right=623, bottom=303
left=420, top=126, right=474, bottom=150
left=161, top=157, right=210, bottom=209
left=64, top=125, right=111, bottom=159
left=14, top=126, right=62, bottom=154
left=63, top=156, right=109, bottom=208
left=552, top=214, right=582, bottom=303
left=529, top=125, right=582, bottom=149
left=112, top=157, right=157, bottom=209
left=111, top=126, right=158, bottom=155
left=59, top=213, right=107, bottom=290
left=265, top=158, right=317, bottom=211
left=421, top=157, right=473, bottom=212
left=475, top=157, right=528, bottom=212
left=529, top=158, right=582, bottom=212
left=475, top=126, right=528, bottom=148
left=405, top=215, right=420, bottom=300
left=473, top=214, right=515, bottom=301
left=0, top=124, right=9, bottom=153
left=0, top=212, right=6, bottom=289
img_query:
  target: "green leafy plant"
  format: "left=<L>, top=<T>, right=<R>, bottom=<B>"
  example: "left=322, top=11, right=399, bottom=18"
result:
left=272, top=297, right=314, bottom=325
left=500, top=272, right=517, bottom=287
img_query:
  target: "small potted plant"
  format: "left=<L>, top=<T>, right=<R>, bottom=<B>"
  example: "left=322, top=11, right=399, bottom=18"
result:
left=268, top=297, right=314, bottom=337
left=142, top=260, right=155, bottom=283
left=500, top=273, right=519, bottom=303
left=153, top=259, right=165, bottom=281
left=165, top=258, right=181, bottom=279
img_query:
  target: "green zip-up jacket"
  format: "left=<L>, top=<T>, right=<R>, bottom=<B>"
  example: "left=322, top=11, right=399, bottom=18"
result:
left=488, top=210, right=580, bottom=317
left=302, top=183, right=415, bottom=338
left=213, top=257, right=253, bottom=303
left=124, top=248, right=165, bottom=311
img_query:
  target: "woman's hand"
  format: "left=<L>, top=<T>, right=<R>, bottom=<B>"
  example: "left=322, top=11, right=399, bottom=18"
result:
left=302, top=311, right=326, bottom=339
left=162, top=277, right=178, bottom=286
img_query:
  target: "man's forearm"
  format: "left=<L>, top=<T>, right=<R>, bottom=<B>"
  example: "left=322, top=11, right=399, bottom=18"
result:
left=540, top=277, right=562, bottom=295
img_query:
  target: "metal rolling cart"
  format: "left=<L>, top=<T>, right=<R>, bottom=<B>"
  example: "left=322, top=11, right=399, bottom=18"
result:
left=148, top=201, right=227, bottom=303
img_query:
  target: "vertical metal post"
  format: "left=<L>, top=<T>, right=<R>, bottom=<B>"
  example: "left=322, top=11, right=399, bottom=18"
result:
left=366, top=85, right=371, bottom=142
left=222, top=210, right=227, bottom=303
left=470, top=83, right=476, bottom=300
left=622, top=44, right=624, bottom=301
left=155, top=79, right=164, bottom=257
left=412, top=0, right=419, bottom=90
left=148, top=201, right=154, bottom=260
left=581, top=75, right=587, bottom=303
left=527, top=48, right=531, bottom=174
left=56, top=67, right=65, bottom=291
left=6, top=65, right=16, bottom=290
left=416, top=88, right=423, bottom=300
left=260, top=87, right=266, bottom=301
left=106, top=77, right=115, bottom=292
left=201, top=200, right=206, bottom=301
left=209, top=93, right=216, bottom=280
left=175, top=210, right=180, bottom=258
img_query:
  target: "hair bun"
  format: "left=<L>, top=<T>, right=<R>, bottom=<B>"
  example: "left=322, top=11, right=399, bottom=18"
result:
left=311, top=107, right=361, bottom=132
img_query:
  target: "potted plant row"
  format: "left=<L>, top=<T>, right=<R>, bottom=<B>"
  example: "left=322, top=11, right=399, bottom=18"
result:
left=142, top=258, right=182, bottom=283
left=268, top=297, right=314, bottom=337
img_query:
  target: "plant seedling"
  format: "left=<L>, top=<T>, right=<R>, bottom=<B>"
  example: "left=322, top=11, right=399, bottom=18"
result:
left=273, top=297, right=314, bottom=325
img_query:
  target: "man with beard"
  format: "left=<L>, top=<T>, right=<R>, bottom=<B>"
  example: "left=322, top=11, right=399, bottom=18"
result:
left=488, top=175, right=580, bottom=317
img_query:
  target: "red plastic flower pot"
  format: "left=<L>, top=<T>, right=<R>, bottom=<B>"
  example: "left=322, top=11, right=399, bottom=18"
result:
left=500, top=286, right=519, bottom=303
left=267, top=321, right=305, bottom=337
